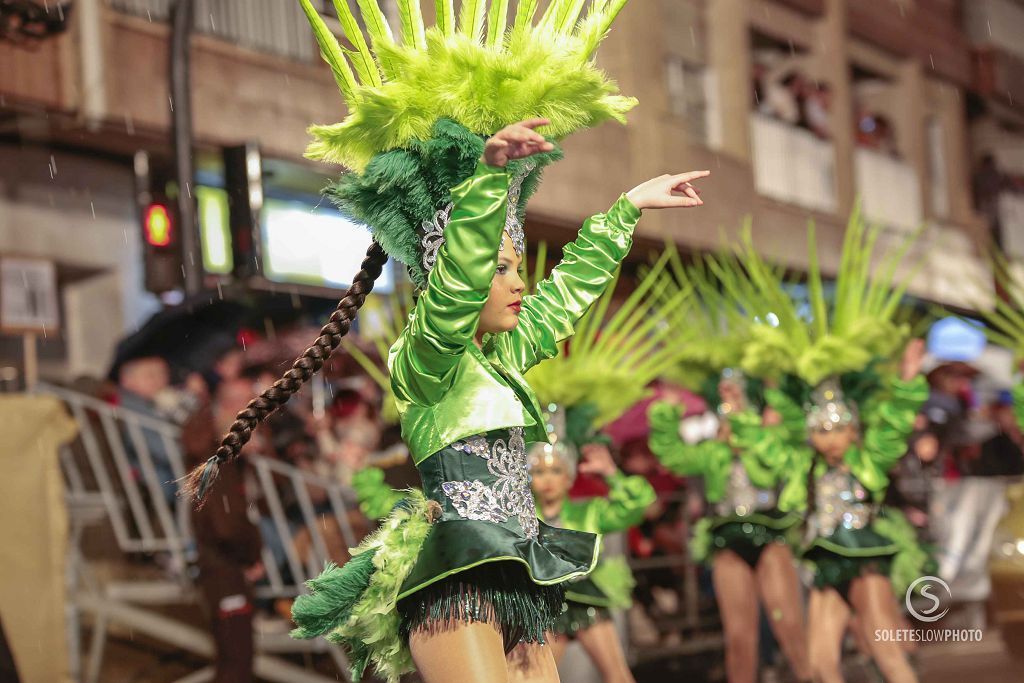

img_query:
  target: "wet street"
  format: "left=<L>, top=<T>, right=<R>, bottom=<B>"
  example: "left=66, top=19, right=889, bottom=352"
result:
left=916, top=635, right=1019, bottom=683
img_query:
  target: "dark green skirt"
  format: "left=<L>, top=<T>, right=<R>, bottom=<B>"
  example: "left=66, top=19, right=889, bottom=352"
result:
left=701, top=509, right=800, bottom=567
left=803, top=525, right=900, bottom=600
left=396, top=428, right=600, bottom=652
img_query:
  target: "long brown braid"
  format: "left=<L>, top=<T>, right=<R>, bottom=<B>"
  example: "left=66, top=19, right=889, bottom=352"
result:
left=181, top=242, right=389, bottom=503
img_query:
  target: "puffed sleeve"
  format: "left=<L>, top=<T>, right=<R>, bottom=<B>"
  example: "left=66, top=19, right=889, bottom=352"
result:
left=502, top=195, right=642, bottom=373
left=389, top=163, right=509, bottom=405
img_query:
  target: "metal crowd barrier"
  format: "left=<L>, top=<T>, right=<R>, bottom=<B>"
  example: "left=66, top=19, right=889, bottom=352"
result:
left=40, top=382, right=352, bottom=682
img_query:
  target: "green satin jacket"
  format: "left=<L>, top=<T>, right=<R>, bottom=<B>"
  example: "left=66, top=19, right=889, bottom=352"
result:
left=762, top=375, right=929, bottom=513
left=647, top=389, right=804, bottom=502
left=388, top=162, right=642, bottom=465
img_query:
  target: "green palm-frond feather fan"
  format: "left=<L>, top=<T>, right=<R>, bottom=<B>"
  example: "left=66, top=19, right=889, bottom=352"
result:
left=524, top=246, right=697, bottom=434
left=721, top=207, right=922, bottom=387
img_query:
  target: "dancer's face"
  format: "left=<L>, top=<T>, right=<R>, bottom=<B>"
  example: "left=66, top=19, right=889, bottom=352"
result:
left=477, top=232, right=525, bottom=335
left=530, top=452, right=572, bottom=505
left=810, top=423, right=857, bottom=465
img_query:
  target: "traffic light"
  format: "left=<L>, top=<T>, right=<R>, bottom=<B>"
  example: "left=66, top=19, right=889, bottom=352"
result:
left=144, top=204, right=173, bottom=247
left=134, top=151, right=184, bottom=294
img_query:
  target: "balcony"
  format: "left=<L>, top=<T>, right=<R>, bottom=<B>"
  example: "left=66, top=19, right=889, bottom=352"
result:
left=854, top=148, right=922, bottom=232
left=110, top=0, right=320, bottom=62
left=750, top=113, right=837, bottom=214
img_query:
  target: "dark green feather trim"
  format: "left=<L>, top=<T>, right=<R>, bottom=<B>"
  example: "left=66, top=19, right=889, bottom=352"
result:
left=324, top=118, right=563, bottom=290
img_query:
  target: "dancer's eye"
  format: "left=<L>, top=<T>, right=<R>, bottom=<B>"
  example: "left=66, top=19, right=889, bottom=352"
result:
left=496, top=264, right=508, bottom=275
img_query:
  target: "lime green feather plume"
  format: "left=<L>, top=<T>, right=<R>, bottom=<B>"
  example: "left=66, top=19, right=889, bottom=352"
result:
left=524, top=247, right=695, bottom=427
left=638, top=239, right=764, bottom=391
left=722, top=206, right=921, bottom=386
left=298, top=0, right=637, bottom=171
left=396, top=0, right=426, bottom=49
left=435, top=0, right=455, bottom=36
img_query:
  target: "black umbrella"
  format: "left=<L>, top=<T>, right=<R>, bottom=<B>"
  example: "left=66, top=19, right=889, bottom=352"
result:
left=107, top=294, right=251, bottom=381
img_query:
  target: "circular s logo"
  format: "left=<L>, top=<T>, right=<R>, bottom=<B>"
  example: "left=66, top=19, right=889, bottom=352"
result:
left=906, top=576, right=951, bottom=623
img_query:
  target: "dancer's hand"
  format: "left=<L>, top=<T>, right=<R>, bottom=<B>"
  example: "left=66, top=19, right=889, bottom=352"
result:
left=578, top=443, right=619, bottom=479
left=482, top=119, right=555, bottom=168
left=901, top=338, right=926, bottom=381
left=626, top=170, right=710, bottom=210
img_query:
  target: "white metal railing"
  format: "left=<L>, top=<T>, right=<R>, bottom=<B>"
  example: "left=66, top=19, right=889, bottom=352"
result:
left=40, top=382, right=353, bottom=682
left=999, top=191, right=1024, bottom=260
left=855, top=148, right=923, bottom=233
left=109, top=0, right=323, bottom=61
left=750, top=113, right=837, bottom=214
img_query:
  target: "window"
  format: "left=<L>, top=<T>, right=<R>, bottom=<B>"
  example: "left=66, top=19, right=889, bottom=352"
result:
left=667, top=57, right=710, bottom=144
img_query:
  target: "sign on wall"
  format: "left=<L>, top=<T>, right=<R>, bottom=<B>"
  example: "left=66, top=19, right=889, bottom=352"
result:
left=0, top=256, right=60, bottom=334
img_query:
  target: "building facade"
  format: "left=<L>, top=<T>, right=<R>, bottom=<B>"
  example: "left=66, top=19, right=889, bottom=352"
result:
left=1, top=0, right=1021, bottom=380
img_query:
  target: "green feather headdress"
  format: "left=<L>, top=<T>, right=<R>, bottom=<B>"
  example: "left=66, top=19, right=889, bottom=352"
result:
left=298, top=0, right=638, bottom=288
left=523, top=246, right=695, bottom=439
left=980, top=251, right=1024, bottom=360
left=719, top=207, right=922, bottom=387
left=299, top=0, right=636, bottom=170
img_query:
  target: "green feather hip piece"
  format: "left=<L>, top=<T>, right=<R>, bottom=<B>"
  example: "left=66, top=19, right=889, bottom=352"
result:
left=291, top=489, right=434, bottom=683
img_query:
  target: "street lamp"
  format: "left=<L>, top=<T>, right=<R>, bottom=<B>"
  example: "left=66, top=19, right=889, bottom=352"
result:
left=0, top=0, right=72, bottom=44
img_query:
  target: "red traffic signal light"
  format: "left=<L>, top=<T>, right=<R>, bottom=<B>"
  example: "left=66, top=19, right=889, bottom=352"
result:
left=144, top=203, right=173, bottom=247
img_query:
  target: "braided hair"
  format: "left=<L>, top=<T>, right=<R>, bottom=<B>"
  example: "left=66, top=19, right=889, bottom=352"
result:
left=180, top=243, right=389, bottom=503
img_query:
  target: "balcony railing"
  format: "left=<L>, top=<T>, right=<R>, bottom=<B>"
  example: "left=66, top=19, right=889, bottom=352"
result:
left=110, top=0, right=323, bottom=62
left=925, top=225, right=994, bottom=310
left=999, top=192, right=1024, bottom=260
left=854, top=148, right=923, bottom=233
left=750, top=113, right=837, bottom=213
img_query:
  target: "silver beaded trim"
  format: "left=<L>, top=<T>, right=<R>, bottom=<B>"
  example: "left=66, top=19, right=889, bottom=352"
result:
left=810, top=468, right=875, bottom=537
left=501, top=160, right=536, bottom=257
left=714, top=460, right=778, bottom=517
left=441, top=427, right=539, bottom=538
left=420, top=202, right=453, bottom=276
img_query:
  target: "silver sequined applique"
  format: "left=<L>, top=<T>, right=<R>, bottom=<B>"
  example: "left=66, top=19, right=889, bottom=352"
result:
left=811, top=468, right=874, bottom=537
left=714, top=460, right=777, bottom=517
left=452, top=434, right=490, bottom=458
left=502, top=161, right=535, bottom=257
left=442, top=427, right=539, bottom=538
left=421, top=202, right=453, bottom=275
left=440, top=481, right=507, bottom=525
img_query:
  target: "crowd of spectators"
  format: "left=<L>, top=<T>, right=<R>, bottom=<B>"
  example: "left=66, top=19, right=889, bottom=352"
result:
left=89, top=315, right=1024, bottom=679
left=751, top=60, right=907, bottom=159
left=752, top=62, right=832, bottom=140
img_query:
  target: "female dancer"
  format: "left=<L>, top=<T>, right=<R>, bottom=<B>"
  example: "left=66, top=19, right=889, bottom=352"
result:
left=183, top=3, right=711, bottom=678
left=530, top=428, right=654, bottom=683
left=781, top=344, right=928, bottom=683
left=715, top=220, right=931, bottom=682
left=648, top=373, right=811, bottom=683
